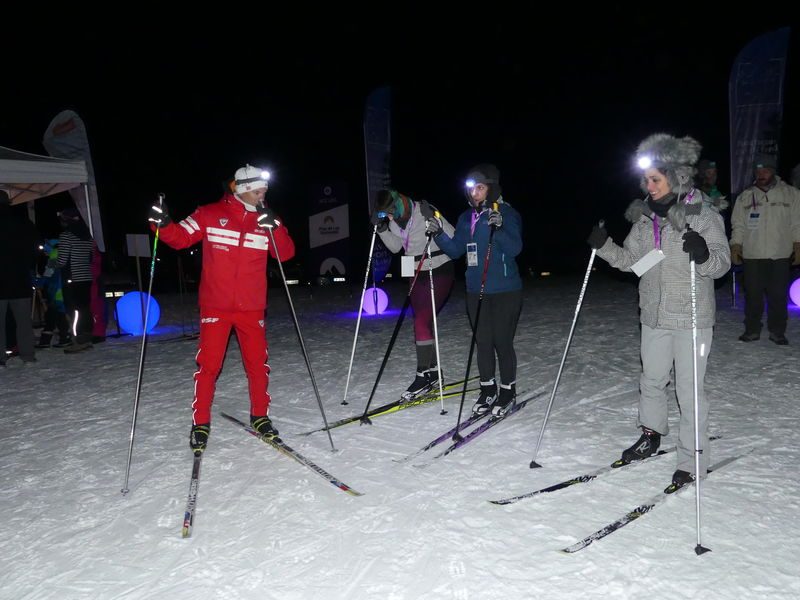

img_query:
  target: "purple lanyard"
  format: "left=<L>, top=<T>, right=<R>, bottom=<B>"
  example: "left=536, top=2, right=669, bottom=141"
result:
left=470, top=208, right=486, bottom=237
left=652, top=217, right=661, bottom=249
left=400, top=212, right=414, bottom=252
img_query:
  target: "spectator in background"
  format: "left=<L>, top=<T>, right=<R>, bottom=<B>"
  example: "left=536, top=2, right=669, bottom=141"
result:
left=791, top=162, right=800, bottom=189
left=0, top=190, right=39, bottom=366
left=35, top=239, right=71, bottom=348
left=695, top=159, right=728, bottom=212
left=90, top=245, right=106, bottom=343
left=730, top=155, right=800, bottom=345
left=57, top=207, right=96, bottom=353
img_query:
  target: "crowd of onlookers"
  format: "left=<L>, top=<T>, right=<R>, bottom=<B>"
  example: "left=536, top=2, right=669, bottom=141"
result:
left=1, top=190, right=105, bottom=367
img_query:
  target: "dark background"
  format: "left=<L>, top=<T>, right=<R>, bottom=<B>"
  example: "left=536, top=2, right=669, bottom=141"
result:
left=3, top=12, right=799, bottom=284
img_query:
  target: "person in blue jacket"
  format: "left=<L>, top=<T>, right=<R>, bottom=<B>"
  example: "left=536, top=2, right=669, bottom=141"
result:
left=426, top=164, right=523, bottom=416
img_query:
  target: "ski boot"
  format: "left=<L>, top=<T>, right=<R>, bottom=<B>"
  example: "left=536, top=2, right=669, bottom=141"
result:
left=251, top=415, right=279, bottom=439
left=401, top=371, right=435, bottom=401
left=190, top=424, right=210, bottom=454
left=472, top=380, right=497, bottom=416
left=664, top=469, right=695, bottom=494
left=492, top=383, right=516, bottom=416
left=613, top=427, right=661, bottom=467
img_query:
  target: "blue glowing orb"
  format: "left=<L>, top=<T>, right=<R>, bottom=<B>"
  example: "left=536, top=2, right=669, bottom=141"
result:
left=117, top=292, right=160, bottom=334
left=362, top=287, right=389, bottom=315
left=790, top=278, right=800, bottom=306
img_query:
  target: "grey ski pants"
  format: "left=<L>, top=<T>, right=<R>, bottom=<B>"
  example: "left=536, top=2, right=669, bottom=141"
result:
left=639, top=324, right=713, bottom=475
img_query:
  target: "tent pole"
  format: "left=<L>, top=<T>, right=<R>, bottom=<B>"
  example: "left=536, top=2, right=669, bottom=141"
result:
left=83, top=183, right=94, bottom=238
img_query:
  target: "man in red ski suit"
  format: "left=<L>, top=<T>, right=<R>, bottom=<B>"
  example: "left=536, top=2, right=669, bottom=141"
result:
left=149, top=165, right=295, bottom=453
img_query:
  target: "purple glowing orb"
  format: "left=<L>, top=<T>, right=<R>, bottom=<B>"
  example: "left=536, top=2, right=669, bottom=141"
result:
left=790, top=278, right=800, bottom=306
left=362, top=287, right=389, bottom=315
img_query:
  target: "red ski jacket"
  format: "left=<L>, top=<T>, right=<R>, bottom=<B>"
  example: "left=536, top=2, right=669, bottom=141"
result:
left=155, top=193, right=295, bottom=311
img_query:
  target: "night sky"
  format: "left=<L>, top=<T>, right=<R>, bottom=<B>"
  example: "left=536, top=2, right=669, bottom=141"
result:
left=4, top=12, right=798, bottom=279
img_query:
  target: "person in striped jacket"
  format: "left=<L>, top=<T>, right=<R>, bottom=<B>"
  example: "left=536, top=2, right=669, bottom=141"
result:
left=57, top=208, right=96, bottom=353
left=149, top=165, right=295, bottom=454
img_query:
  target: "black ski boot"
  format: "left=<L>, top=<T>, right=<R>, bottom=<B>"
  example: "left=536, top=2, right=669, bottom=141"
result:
left=251, top=415, right=279, bottom=439
left=472, top=380, right=497, bottom=416
left=618, top=427, right=661, bottom=465
left=190, top=424, right=210, bottom=454
left=401, top=371, right=435, bottom=401
left=664, top=469, right=695, bottom=493
left=35, top=332, right=53, bottom=349
left=492, top=383, right=516, bottom=416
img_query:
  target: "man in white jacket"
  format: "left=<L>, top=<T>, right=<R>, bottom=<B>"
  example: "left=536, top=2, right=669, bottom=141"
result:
left=730, top=156, right=800, bottom=345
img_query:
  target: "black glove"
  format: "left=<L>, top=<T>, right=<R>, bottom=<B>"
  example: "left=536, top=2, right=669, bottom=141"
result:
left=418, top=199, right=435, bottom=219
left=148, top=200, right=171, bottom=228
left=256, top=204, right=281, bottom=229
left=371, top=210, right=389, bottom=233
left=488, top=210, right=503, bottom=228
left=587, top=224, right=608, bottom=249
left=425, top=217, right=442, bottom=236
left=682, top=230, right=709, bottom=264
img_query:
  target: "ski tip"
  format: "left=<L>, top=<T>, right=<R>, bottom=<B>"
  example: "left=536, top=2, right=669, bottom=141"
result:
left=530, top=461, right=543, bottom=469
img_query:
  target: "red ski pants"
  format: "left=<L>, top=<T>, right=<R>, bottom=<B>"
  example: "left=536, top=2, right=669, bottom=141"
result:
left=192, top=309, right=270, bottom=425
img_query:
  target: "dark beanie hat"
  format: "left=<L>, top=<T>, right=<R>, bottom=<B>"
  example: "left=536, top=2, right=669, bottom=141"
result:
left=466, top=164, right=500, bottom=185
left=753, top=155, right=777, bottom=171
left=466, top=163, right=502, bottom=204
left=697, top=159, right=717, bottom=173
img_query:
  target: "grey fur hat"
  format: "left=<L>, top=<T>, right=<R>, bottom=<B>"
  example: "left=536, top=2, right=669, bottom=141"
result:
left=636, top=133, right=702, bottom=195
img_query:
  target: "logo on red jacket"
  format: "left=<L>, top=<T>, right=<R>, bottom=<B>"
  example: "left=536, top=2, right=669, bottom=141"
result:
left=219, top=218, right=229, bottom=226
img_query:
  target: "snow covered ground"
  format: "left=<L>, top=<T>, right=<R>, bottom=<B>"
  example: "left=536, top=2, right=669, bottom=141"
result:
left=2, top=270, right=799, bottom=600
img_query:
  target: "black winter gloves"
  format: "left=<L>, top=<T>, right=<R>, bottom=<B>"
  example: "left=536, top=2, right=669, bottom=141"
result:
left=587, top=224, right=608, bottom=250
left=682, top=230, right=710, bottom=264
left=257, top=204, right=281, bottom=229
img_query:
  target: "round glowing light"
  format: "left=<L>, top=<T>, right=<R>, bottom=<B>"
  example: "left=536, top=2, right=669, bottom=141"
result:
left=362, top=287, right=389, bottom=315
left=465, top=179, right=476, bottom=189
left=261, top=170, right=271, bottom=181
left=637, top=156, right=653, bottom=169
left=116, top=291, right=161, bottom=335
left=790, top=278, right=800, bottom=306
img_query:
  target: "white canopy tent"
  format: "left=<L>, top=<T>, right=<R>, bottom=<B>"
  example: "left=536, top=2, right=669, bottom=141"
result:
left=0, top=145, right=97, bottom=239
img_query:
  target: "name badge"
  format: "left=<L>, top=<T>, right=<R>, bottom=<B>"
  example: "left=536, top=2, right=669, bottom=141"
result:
left=747, top=212, right=760, bottom=230
left=467, top=242, right=478, bottom=267
left=401, top=254, right=415, bottom=277
left=630, top=248, right=665, bottom=277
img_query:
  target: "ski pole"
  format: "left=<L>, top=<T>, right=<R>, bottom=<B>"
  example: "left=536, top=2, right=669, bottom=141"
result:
left=341, top=223, right=379, bottom=405
left=688, top=229, right=709, bottom=555
left=452, top=204, right=497, bottom=441
left=358, top=234, right=434, bottom=424
left=266, top=223, right=336, bottom=452
left=122, top=193, right=164, bottom=495
left=427, top=211, right=447, bottom=415
left=529, top=220, right=603, bottom=468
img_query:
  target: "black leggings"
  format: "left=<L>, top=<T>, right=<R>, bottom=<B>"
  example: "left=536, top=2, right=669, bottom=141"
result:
left=63, top=281, right=93, bottom=344
left=466, top=289, right=523, bottom=386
